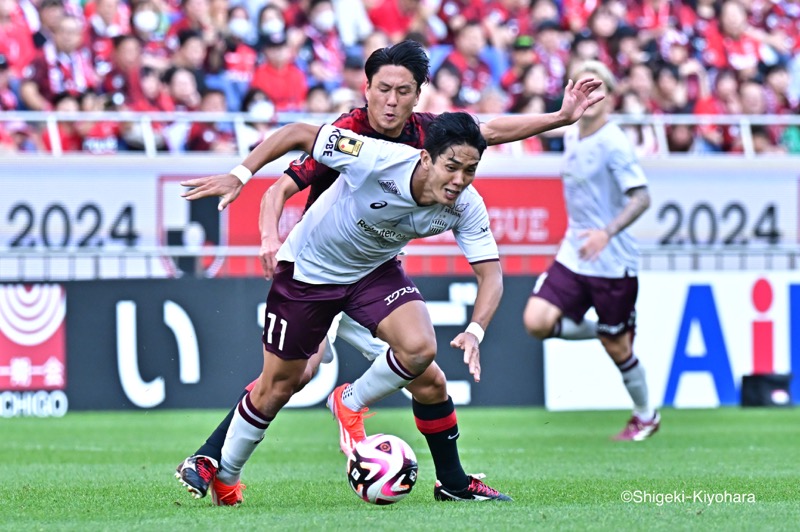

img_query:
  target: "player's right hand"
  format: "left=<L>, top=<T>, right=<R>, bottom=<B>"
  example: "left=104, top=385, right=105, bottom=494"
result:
left=450, top=332, right=481, bottom=383
left=181, top=173, right=243, bottom=211
left=259, top=235, right=282, bottom=280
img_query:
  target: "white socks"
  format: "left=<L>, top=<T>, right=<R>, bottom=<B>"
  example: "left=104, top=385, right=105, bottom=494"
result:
left=553, top=316, right=598, bottom=340
left=617, top=355, right=654, bottom=421
left=217, top=392, right=272, bottom=485
left=342, top=349, right=417, bottom=411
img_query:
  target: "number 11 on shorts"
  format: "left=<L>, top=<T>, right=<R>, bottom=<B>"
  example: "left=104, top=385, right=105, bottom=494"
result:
left=266, top=312, right=287, bottom=351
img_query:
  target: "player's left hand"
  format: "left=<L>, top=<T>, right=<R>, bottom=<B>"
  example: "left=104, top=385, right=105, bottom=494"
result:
left=578, top=228, right=610, bottom=261
left=450, top=332, right=481, bottom=383
left=181, top=173, right=243, bottom=211
left=559, top=78, right=605, bottom=125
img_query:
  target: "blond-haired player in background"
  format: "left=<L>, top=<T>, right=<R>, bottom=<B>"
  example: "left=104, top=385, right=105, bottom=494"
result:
left=523, top=60, right=659, bottom=441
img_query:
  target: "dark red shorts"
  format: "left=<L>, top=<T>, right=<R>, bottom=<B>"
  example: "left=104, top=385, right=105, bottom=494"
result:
left=262, top=259, right=424, bottom=360
left=532, top=260, right=638, bottom=337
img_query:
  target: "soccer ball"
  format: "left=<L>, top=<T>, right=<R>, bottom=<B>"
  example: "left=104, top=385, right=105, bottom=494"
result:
left=346, top=434, right=418, bottom=505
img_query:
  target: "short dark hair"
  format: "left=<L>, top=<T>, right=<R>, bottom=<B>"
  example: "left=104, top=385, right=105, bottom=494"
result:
left=423, top=112, right=487, bottom=161
left=364, top=39, right=430, bottom=91
left=178, top=29, right=202, bottom=48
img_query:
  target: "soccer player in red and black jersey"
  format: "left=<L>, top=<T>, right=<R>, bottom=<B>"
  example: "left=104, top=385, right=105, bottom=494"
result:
left=178, top=40, right=603, bottom=505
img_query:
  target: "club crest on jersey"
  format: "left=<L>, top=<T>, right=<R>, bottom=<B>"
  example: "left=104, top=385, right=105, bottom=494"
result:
left=430, top=217, right=448, bottom=235
left=379, top=180, right=401, bottom=195
left=335, top=136, right=363, bottom=156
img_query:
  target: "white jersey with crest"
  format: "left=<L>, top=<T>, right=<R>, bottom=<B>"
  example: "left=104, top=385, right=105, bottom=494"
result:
left=275, top=124, right=499, bottom=284
left=556, top=122, right=648, bottom=278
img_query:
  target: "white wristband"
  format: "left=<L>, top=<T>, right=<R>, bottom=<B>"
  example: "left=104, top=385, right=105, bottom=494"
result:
left=465, top=322, right=485, bottom=343
left=230, top=164, right=253, bottom=185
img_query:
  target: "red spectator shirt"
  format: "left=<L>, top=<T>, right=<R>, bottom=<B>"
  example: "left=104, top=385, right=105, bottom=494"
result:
left=250, top=61, right=308, bottom=111
left=0, top=12, right=36, bottom=77
left=367, top=0, right=417, bottom=42
left=694, top=95, right=738, bottom=152
left=285, top=107, right=437, bottom=212
left=186, top=123, right=236, bottom=151
left=223, top=42, right=257, bottom=84
left=82, top=121, right=121, bottom=154
left=24, top=45, right=98, bottom=105
left=437, top=0, right=479, bottom=43
left=561, top=0, right=599, bottom=31
left=438, top=50, right=493, bottom=106
left=103, top=66, right=144, bottom=104
left=42, top=125, right=83, bottom=152
left=483, top=1, right=531, bottom=38
left=701, top=22, right=761, bottom=71
left=128, top=91, right=175, bottom=133
left=626, top=0, right=678, bottom=31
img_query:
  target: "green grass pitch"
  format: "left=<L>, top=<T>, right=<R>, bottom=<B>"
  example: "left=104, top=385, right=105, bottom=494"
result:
left=2, top=407, right=799, bottom=531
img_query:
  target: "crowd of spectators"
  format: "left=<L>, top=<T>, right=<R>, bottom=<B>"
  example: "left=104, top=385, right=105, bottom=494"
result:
left=1, top=0, right=799, bottom=155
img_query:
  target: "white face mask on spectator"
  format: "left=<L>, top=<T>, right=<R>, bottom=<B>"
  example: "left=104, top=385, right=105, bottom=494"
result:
left=133, top=11, right=160, bottom=33
left=312, top=10, right=336, bottom=33
left=261, top=19, right=284, bottom=35
left=229, top=18, right=251, bottom=39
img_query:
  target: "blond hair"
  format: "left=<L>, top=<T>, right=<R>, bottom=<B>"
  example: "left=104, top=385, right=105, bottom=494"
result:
left=571, top=60, right=616, bottom=94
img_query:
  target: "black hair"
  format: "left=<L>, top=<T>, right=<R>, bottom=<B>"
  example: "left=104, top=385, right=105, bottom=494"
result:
left=240, top=87, right=268, bottom=112
left=52, top=92, right=78, bottom=108
left=364, top=39, right=430, bottom=91
left=112, top=33, right=142, bottom=50
left=423, top=112, right=487, bottom=161
left=178, top=29, right=202, bottom=48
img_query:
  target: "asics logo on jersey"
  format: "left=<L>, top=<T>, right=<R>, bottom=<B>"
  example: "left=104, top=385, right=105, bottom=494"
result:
left=384, top=286, right=420, bottom=305
left=370, top=201, right=388, bottom=209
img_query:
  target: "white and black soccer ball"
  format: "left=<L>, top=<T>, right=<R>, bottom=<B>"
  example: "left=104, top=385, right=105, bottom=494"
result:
left=346, top=434, right=418, bottom=505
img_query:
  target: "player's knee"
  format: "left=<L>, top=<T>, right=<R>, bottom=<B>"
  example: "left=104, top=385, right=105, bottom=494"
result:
left=522, top=299, right=553, bottom=339
left=523, top=308, right=552, bottom=339
left=394, top=337, right=437, bottom=374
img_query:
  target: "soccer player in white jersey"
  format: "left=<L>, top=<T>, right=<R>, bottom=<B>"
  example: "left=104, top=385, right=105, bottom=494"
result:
left=177, top=41, right=603, bottom=504
left=522, top=60, right=659, bottom=441
left=185, top=112, right=507, bottom=505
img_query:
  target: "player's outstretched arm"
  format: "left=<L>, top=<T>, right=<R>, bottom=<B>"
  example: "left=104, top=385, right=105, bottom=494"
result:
left=449, top=260, right=503, bottom=383
left=258, top=174, right=300, bottom=280
left=181, top=123, right=319, bottom=211
left=479, top=78, right=605, bottom=145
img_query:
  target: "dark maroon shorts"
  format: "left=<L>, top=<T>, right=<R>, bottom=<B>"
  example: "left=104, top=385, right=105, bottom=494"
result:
left=532, top=260, right=638, bottom=337
left=262, top=259, right=425, bottom=360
